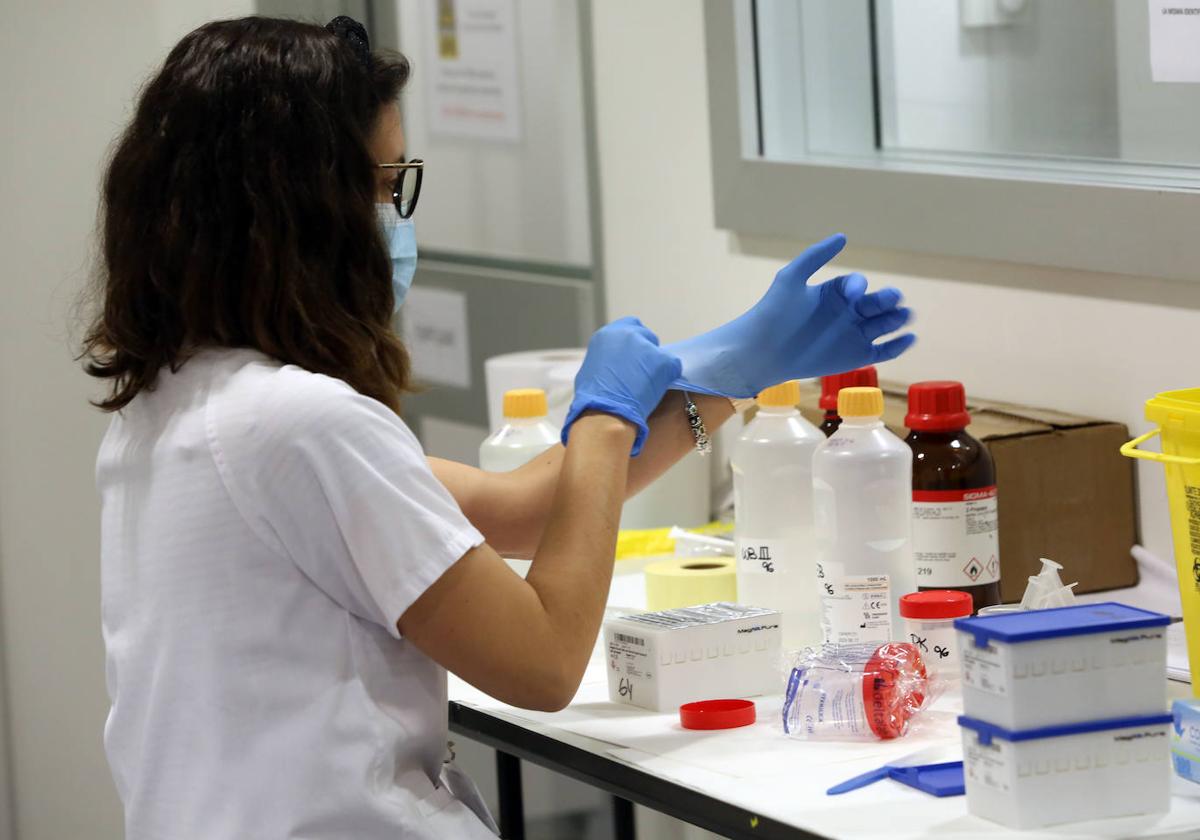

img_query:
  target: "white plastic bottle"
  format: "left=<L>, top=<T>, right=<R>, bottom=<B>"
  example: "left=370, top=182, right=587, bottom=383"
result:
left=812, top=386, right=915, bottom=645
left=731, top=380, right=825, bottom=649
left=479, top=389, right=560, bottom=472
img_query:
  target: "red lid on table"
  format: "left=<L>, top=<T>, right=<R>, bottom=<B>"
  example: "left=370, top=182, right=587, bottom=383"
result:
left=819, top=366, right=879, bottom=410
left=905, top=381, right=971, bottom=431
left=679, top=699, right=756, bottom=730
left=900, top=589, right=974, bottom=620
left=862, top=643, right=928, bottom=740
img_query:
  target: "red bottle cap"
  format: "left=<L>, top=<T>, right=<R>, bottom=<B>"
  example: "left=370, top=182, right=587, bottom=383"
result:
left=905, top=381, right=971, bottom=431
left=900, top=589, right=974, bottom=620
left=679, top=699, right=756, bottom=730
left=819, top=366, right=879, bottom=410
left=862, top=643, right=928, bottom=739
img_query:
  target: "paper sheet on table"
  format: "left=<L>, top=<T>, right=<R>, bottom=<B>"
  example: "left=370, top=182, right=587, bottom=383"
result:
left=551, top=694, right=962, bottom=780
left=458, top=664, right=962, bottom=782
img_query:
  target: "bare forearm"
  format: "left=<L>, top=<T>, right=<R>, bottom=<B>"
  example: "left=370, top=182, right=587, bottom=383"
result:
left=626, top=393, right=735, bottom=497
left=523, top=413, right=632, bottom=688
left=399, top=413, right=635, bottom=711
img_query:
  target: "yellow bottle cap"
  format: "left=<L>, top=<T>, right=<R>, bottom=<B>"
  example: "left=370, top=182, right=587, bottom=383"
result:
left=503, top=388, right=548, bottom=419
left=838, top=386, right=884, bottom=418
left=757, top=380, right=800, bottom=408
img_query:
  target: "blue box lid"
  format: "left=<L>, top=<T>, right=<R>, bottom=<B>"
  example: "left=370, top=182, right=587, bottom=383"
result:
left=953, top=601, right=1169, bottom=649
left=959, top=713, right=1173, bottom=745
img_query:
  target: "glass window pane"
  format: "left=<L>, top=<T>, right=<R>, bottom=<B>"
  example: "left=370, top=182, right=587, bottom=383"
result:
left=751, top=0, right=1200, bottom=184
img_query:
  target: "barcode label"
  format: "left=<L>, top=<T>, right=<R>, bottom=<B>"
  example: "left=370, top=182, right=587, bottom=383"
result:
left=614, top=633, right=645, bottom=647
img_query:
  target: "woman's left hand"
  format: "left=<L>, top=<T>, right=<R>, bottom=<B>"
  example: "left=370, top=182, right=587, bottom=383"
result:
left=664, top=234, right=915, bottom=399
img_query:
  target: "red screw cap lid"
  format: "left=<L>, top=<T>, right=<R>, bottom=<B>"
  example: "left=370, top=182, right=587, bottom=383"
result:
left=905, top=381, right=971, bottom=431
left=900, top=589, right=974, bottom=620
left=679, top=699, right=756, bottom=730
left=862, top=643, right=928, bottom=740
left=820, top=366, right=879, bottom=410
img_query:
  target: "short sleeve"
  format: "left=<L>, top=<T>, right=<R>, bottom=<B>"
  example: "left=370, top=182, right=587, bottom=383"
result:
left=208, top=368, right=484, bottom=638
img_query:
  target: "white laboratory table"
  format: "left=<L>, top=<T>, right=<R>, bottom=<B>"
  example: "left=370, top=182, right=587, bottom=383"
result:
left=448, top=563, right=1200, bottom=840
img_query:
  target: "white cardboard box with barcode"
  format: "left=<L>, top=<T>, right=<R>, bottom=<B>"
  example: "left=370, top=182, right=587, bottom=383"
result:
left=603, top=603, right=782, bottom=712
left=954, top=602, right=1170, bottom=730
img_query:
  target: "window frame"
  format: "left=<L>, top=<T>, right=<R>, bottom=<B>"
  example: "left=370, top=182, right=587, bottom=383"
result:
left=704, top=0, right=1200, bottom=282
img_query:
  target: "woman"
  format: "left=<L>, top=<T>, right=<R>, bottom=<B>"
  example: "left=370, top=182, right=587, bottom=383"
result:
left=84, top=16, right=913, bottom=839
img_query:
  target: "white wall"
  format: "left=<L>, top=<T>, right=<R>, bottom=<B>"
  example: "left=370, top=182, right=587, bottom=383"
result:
left=0, top=3, right=251, bottom=838
left=589, top=0, right=1200, bottom=575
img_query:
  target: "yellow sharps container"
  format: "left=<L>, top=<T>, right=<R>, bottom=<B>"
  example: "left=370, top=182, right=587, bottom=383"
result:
left=1122, top=388, right=1200, bottom=695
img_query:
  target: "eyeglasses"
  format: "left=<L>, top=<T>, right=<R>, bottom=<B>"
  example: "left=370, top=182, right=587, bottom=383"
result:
left=376, top=159, right=424, bottom=219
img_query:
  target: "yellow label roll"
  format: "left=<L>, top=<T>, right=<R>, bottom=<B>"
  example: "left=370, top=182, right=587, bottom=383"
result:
left=644, top=557, right=738, bottom=611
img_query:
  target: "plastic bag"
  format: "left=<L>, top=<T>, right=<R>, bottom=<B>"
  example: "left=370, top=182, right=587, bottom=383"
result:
left=782, top=642, right=931, bottom=741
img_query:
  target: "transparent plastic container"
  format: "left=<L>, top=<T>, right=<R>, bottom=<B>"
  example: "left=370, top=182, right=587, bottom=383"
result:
left=813, top=387, right=915, bottom=645
left=731, top=381, right=825, bottom=649
left=899, top=589, right=973, bottom=684
left=782, top=642, right=929, bottom=740
left=479, top=389, right=560, bottom=472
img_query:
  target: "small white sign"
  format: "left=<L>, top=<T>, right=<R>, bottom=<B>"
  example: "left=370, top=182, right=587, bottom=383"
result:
left=401, top=286, right=472, bottom=388
left=423, top=0, right=523, bottom=141
left=1148, top=0, right=1200, bottom=82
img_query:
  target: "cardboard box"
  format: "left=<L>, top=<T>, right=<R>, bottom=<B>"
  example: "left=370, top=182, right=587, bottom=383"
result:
left=797, top=381, right=1139, bottom=601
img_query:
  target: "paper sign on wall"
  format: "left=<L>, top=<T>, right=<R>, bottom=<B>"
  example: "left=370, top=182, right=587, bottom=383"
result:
left=423, top=0, right=523, bottom=141
left=401, top=286, right=472, bottom=389
left=1149, top=0, right=1200, bottom=82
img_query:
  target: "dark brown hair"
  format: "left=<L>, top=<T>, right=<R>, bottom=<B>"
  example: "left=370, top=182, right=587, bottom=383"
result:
left=82, top=16, right=411, bottom=412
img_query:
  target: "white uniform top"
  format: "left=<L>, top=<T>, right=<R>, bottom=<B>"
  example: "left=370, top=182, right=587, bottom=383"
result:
left=97, top=348, right=497, bottom=839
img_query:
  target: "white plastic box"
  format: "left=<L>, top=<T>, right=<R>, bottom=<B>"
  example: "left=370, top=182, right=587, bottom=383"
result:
left=954, top=602, right=1169, bottom=729
left=959, top=713, right=1172, bottom=829
left=603, top=603, right=781, bottom=712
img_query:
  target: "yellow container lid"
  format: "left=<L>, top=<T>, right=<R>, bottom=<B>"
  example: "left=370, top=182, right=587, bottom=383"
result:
left=1146, top=388, right=1200, bottom=433
left=757, top=380, right=800, bottom=408
left=503, top=388, right=548, bottom=419
left=838, top=386, right=884, bottom=418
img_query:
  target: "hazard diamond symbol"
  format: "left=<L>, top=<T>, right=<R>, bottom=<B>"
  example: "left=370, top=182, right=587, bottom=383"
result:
left=963, top=557, right=983, bottom=582
left=986, top=555, right=999, bottom=578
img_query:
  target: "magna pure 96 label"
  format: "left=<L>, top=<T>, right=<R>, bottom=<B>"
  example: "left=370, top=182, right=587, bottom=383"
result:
left=912, top=486, right=999, bottom=587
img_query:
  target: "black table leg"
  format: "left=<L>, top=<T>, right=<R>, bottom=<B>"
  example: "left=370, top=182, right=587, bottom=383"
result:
left=612, top=795, right=636, bottom=840
left=496, top=750, right=525, bottom=840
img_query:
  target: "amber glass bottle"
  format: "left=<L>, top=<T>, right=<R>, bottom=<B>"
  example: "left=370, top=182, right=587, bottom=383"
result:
left=818, top=366, right=878, bottom=437
left=905, top=381, right=1001, bottom=611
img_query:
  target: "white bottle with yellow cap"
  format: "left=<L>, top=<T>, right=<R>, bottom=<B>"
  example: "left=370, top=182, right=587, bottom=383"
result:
left=812, top=386, right=915, bottom=645
left=731, top=380, right=825, bottom=649
left=479, top=389, right=560, bottom=472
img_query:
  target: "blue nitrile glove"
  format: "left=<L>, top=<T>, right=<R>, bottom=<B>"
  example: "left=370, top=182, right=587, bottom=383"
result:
left=665, top=234, right=915, bottom=399
left=562, top=317, right=683, bottom=456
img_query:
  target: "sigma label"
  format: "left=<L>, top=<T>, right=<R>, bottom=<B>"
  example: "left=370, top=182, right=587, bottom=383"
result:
left=912, top=486, right=999, bottom=586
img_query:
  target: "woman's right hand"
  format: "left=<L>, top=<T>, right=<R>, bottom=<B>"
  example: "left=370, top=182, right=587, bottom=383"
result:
left=561, top=317, right=682, bottom=456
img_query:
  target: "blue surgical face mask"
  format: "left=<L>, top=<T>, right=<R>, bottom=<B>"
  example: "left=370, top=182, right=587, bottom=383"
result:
left=376, top=203, right=417, bottom=312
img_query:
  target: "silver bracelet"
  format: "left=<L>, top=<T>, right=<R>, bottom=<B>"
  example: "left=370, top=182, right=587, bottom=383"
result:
left=683, top=392, right=712, bottom=456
